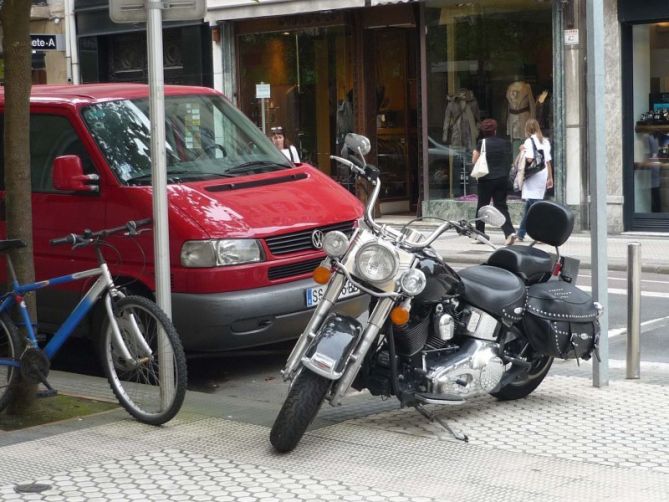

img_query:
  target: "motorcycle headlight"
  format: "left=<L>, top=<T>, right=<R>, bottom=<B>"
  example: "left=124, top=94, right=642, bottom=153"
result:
left=355, top=242, right=398, bottom=285
left=322, top=231, right=349, bottom=258
left=400, top=269, right=426, bottom=296
left=181, top=239, right=263, bottom=267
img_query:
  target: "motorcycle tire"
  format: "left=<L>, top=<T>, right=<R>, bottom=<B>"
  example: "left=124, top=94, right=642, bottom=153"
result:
left=489, top=355, right=553, bottom=401
left=270, top=369, right=331, bottom=453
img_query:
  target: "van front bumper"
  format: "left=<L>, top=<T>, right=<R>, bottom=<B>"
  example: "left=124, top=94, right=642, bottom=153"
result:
left=171, top=278, right=369, bottom=352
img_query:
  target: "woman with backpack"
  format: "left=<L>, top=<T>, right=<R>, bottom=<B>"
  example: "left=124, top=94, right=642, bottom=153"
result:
left=516, top=118, right=553, bottom=242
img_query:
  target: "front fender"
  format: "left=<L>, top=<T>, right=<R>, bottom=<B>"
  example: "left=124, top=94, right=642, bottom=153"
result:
left=301, top=314, right=363, bottom=380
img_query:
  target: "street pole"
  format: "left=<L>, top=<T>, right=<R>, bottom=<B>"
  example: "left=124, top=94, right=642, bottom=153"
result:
left=146, top=0, right=175, bottom=400
left=586, top=0, right=609, bottom=387
left=146, top=0, right=171, bottom=318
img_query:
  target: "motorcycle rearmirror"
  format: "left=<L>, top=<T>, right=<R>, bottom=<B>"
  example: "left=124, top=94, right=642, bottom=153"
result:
left=344, top=133, right=371, bottom=156
left=477, top=205, right=506, bottom=228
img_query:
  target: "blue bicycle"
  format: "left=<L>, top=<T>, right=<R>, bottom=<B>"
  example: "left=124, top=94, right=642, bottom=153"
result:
left=0, top=219, right=187, bottom=425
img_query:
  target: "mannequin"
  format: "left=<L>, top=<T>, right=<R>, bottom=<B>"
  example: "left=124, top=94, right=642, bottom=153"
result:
left=442, top=88, right=480, bottom=196
left=442, top=88, right=479, bottom=150
left=535, top=89, right=551, bottom=133
left=506, top=80, right=535, bottom=145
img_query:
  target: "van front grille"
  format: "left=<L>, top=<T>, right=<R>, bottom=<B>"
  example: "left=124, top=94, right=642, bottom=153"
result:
left=265, top=221, right=355, bottom=255
left=268, top=257, right=323, bottom=280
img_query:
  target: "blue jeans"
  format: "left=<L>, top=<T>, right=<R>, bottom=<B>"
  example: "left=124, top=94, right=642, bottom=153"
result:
left=517, top=198, right=540, bottom=240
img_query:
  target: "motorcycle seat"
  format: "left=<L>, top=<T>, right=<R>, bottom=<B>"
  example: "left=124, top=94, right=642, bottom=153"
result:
left=486, top=245, right=555, bottom=284
left=459, top=265, right=527, bottom=323
left=487, top=200, right=573, bottom=284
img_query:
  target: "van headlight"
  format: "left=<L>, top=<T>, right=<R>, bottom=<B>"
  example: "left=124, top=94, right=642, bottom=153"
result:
left=181, top=239, right=263, bottom=267
left=355, top=242, right=398, bottom=284
left=322, top=231, right=349, bottom=258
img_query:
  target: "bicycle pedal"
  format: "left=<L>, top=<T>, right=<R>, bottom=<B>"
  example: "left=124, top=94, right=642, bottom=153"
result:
left=36, top=388, right=58, bottom=398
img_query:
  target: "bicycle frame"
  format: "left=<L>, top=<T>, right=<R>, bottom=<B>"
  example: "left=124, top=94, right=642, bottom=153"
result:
left=0, top=257, right=150, bottom=368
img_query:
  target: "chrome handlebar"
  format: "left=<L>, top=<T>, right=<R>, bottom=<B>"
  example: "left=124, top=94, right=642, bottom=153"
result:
left=330, top=155, right=490, bottom=250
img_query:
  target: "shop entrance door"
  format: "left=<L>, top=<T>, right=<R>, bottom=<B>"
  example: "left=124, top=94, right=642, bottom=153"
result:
left=371, top=27, right=418, bottom=214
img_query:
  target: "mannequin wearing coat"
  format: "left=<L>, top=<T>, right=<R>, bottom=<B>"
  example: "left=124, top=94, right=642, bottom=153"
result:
left=506, top=81, right=535, bottom=141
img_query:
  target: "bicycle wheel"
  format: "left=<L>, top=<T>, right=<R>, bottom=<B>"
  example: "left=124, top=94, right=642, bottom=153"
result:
left=0, top=313, right=21, bottom=411
left=99, top=295, right=187, bottom=425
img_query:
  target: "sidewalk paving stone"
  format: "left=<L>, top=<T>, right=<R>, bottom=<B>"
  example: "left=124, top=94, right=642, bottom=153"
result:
left=1, top=368, right=668, bottom=501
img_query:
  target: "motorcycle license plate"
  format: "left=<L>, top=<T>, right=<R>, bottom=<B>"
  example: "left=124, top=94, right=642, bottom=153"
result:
left=306, top=282, right=360, bottom=307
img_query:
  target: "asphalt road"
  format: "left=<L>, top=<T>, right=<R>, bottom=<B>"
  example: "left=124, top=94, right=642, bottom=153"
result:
left=51, top=264, right=669, bottom=398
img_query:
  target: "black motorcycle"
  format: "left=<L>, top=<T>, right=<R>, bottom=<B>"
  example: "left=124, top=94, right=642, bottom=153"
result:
left=270, top=133, right=602, bottom=452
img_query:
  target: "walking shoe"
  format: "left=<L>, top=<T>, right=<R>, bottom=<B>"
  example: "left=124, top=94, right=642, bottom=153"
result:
left=505, top=233, right=517, bottom=246
left=516, top=236, right=525, bottom=242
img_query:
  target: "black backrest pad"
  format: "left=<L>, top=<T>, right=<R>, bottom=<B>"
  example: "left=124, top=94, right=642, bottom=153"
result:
left=526, top=200, right=575, bottom=247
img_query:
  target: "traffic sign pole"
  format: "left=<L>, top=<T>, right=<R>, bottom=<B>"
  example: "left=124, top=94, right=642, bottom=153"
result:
left=146, top=0, right=172, bottom=318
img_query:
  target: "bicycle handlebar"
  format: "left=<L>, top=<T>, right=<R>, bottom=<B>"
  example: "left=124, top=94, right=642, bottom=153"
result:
left=50, top=218, right=152, bottom=247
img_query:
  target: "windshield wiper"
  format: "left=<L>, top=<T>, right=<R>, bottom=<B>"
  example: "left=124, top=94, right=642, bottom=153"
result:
left=224, top=160, right=291, bottom=175
left=126, top=170, right=236, bottom=184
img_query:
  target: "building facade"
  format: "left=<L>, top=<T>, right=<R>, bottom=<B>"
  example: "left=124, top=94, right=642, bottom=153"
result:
left=64, top=0, right=669, bottom=233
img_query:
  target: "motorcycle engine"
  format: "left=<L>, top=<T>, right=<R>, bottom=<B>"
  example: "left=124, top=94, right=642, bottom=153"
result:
left=425, top=338, right=506, bottom=399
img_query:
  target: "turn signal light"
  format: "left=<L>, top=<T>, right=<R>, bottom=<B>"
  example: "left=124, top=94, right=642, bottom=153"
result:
left=313, top=266, right=332, bottom=285
left=390, top=306, right=410, bottom=326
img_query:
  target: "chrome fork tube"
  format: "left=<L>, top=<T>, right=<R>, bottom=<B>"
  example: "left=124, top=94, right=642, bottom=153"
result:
left=282, top=272, right=347, bottom=379
left=329, top=296, right=395, bottom=405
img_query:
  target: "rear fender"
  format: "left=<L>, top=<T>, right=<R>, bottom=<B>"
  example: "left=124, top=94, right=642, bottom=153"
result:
left=301, top=314, right=363, bottom=380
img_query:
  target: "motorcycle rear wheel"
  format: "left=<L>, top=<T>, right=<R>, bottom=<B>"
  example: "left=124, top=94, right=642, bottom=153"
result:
left=270, top=369, right=331, bottom=453
left=489, top=354, right=553, bottom=401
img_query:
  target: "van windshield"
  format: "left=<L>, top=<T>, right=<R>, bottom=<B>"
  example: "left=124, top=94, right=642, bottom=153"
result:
left=81, top=94, right=292, bottom=185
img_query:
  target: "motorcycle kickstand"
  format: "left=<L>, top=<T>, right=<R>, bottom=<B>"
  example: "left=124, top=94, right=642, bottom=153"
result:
left=414, top=404, right=468, bottom=443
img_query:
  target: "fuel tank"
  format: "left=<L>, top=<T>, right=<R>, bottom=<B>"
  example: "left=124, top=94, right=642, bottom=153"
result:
left=413, top=248, right=464, bottom=305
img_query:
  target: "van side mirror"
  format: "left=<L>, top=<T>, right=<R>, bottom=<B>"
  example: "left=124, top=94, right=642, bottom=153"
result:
left=52, top=155, right=99, bottom=192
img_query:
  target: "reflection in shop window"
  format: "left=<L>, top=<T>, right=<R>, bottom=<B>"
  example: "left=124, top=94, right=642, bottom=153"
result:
left=237, top=27, right=353, bottom=187
left=425, top=0, right=552, bottom=201
left=632, top=23, right=669, bottom=214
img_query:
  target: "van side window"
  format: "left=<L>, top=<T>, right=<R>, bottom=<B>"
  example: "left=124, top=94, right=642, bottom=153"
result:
left=30, top=115, right=96, bottom=192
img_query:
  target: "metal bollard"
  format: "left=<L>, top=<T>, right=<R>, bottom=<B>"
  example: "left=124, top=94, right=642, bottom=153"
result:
left=626, top=242, right=641, bottom=379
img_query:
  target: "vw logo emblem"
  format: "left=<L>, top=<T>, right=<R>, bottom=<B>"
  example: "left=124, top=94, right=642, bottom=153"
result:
left=311, top=230, right=324, bottom=249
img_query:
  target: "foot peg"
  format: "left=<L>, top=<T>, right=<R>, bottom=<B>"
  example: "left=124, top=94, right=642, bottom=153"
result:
left=415, top=392, right=465, bottom=405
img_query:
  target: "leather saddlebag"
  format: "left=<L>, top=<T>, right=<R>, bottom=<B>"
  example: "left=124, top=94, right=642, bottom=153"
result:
left=523, top=281, right=599, bottom=360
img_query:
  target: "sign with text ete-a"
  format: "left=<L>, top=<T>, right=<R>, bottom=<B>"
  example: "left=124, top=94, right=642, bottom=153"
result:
left=31, top=34, right=65, bottom=51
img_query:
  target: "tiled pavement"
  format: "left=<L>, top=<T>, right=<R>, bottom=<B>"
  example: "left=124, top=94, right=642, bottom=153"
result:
left=1, top=367, right=669, bottom=501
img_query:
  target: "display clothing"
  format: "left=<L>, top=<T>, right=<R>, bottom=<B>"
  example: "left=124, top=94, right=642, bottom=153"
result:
left=336, top=93, right=354, bottom=146
left=281, top=145, right=300, bottom=163
left=506, top=81, right=535, bottom=140
left=442, top=88, right=480, bottom=150
left=521, top=134, right=551, bottom=200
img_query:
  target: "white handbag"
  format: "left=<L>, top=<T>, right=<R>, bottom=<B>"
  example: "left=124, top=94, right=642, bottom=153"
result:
left=470, top=139, right=489, bottom=179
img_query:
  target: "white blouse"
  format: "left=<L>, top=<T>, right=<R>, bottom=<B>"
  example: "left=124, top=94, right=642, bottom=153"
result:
left=521, top=134, right=551, bottom=200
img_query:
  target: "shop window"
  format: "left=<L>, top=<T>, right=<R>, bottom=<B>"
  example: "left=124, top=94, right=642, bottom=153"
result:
left=631, top=23, right=669, bottom=215
left=237, top=26, right=353, bottom=184
left=425, top=1, right=552, bottom=201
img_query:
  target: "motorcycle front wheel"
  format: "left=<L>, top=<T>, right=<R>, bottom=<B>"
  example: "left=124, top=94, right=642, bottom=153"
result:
left=270, top=369, right=331, bottom=453
left=489, top=353, right=553, bottom=401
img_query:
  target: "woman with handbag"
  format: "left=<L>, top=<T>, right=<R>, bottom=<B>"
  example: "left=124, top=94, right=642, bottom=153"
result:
left=516, top=119, right=554, bottom=242
left=471, top=118, right=516, bottom=245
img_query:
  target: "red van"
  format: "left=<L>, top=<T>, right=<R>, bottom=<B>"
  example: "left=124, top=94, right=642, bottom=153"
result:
left=0, top=84, right=366, bottom=352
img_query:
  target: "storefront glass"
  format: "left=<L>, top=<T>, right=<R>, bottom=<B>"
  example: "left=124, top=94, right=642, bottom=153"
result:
left=424, top=0, right=553, bottom=202
left=237, top=26, right=353, bottom=184
left=631, top=23, right=669, bottom=215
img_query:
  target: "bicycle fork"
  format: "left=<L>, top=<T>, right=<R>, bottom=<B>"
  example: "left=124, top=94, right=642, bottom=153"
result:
left=98, top=265, right=152, bottom=364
